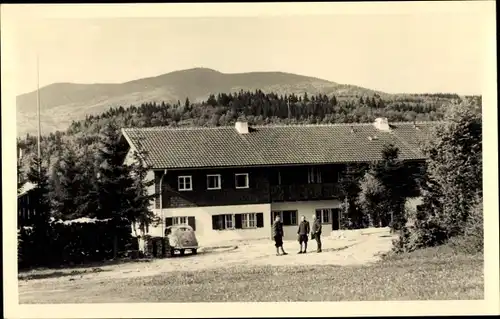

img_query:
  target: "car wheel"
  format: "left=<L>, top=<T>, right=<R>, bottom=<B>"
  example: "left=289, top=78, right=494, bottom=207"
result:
left=179, top=249, right=185, bottom=256
left=192, top=249, right=197, bottom=255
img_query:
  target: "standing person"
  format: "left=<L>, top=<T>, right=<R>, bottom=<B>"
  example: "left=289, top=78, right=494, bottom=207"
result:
left=297, top=215, right=310, bottom=254
left=272, top=215, right=288, bottom=256
left=311, top=214, right=322, bottom=253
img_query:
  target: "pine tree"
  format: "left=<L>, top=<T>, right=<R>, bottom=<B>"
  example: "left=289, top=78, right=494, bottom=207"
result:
left=338, top=163, right=369, bottom=228
left=75, top=146, right=100, bottom=219
left=370, top=144, right=424, bottom=230
left=96, top=122, right=134, bottom=258
left=52, top=147, right=81, bottom=220
left=371, top=145, right=407, bottom=229
left=331, top=95, right=338, bottom=106
left=27, top=156, right=51, bottom=223
left=128, top=147, right=159, bottom=236
left=26, top=156, right=52, bottom=265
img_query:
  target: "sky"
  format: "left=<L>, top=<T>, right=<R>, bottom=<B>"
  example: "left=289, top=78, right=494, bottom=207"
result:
left=6, top=3, right=494, bottom=96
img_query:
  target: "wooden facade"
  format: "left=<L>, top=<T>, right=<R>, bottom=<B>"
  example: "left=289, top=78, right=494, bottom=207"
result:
left=18, top=189, right=38, bottom=228
left=155, top=164, right=347, bottom=209
left=155, top=166, right=271, bottom=208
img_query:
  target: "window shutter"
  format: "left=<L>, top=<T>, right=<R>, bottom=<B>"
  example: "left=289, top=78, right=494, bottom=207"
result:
left=282, top=211, right=290, bottom=225
left=234, top=214, right=242, bottom=229
left=212, top=215, right=218, bottom=230
left=165, top=217, right=173, bottom=227
left=256, top=213, right=264, bottom=228
left=188, top=216, right=196, bottom=231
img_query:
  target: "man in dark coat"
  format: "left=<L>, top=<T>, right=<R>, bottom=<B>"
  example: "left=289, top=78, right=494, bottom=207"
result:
left=297, top=215, right=310, bottom=254
left=272, top=215, right=288, bottom=256
left=311, top=214, right=322, bottom=253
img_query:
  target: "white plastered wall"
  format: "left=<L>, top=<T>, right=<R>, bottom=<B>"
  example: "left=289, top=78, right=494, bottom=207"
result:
left=150, top=203, right=272, bottom=246
left=270, top=200, right=341, bottom=240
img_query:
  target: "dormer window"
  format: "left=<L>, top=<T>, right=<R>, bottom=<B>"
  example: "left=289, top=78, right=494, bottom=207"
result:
left=178, top=176, right=192, bottom=191
left=235, top=173, right=249, bottom=189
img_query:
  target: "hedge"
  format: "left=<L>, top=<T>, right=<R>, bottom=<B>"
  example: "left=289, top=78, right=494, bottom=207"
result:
left=18, top=219, right=133, bottom=269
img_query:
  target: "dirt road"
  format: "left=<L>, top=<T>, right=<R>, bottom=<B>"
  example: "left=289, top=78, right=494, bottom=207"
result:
left=19, top=227, right=396, bottom=303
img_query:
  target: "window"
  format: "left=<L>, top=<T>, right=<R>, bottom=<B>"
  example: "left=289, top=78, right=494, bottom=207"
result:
left=242, top=213, right=257, bottom=228
left=207, top=174, right=222, bottom=190
left=173, top=216, right=187, bottom=225
left=212, top=213, right=264, bottom=230
left=212, top=214, right=234, bottom=230
left=224, top=214, right=233, bottom=228
left=315, top=208, right=332, bottom=224
left=165, top=216, right=196, bottom=232
left=235, top=173, right=249, bottom=189
left=308, top=167, right=322, bottom=184
left=272, top=210, right=298, bottom=226
left=178, top=176, right=192, bottom=191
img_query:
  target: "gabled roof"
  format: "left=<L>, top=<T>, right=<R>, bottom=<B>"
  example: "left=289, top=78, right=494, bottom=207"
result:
left=17, top=182, right=37, bottom=197
left=121, top=121, right=438, bottom=169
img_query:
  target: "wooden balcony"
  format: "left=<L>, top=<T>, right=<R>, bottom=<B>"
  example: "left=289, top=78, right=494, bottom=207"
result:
left=270, top=183, right=342, bottom=202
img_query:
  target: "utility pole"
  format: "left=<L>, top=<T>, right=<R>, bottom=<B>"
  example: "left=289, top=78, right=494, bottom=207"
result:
left=36, top=55, right=41, bottom=174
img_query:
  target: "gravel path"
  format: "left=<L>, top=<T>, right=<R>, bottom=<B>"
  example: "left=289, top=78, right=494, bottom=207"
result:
left=18, top=227, right=395, bottom=291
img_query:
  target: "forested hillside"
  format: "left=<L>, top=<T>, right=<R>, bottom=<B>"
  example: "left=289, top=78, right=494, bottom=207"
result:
left=16, top=68, right=392, bottom=136
left=17, top=90, right=479, bottom=180
left=16, top=89, right=482, bottom=267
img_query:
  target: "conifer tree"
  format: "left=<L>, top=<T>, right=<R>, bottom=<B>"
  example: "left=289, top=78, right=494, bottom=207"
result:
left=338, top=163, right=369, bottom=228
left=75, top=146, right=100, bottom=219
left=52, top=147, right=81, bottom=220
left=128, top=145, right=159, bottom=236
left=26, top=156, right=52, bottom=265
left=96, top=122, right=134, bottom=257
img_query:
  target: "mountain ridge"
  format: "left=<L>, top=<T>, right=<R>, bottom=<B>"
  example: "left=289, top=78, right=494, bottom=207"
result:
left=16, top=67, right=391, bottom=136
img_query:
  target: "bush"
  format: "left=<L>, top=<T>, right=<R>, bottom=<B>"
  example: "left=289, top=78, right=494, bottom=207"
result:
left=392, top=206, right=448, bottom=253
left=393, top=196, right=483, bottom=254
left=392, top=101, right=482, bottom=253
left=448, top=199, right=483, bottom=254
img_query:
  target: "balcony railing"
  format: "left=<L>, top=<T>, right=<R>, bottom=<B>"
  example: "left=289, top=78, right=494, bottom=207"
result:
left=270, top=183, right=342, bottom=202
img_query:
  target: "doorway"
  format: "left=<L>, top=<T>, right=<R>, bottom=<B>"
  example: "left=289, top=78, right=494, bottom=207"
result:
left=331, top=208, right=340, bottom=231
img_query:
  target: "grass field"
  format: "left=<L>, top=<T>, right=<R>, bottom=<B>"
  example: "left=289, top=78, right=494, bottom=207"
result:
left=19, top=243, right=483, bottom=303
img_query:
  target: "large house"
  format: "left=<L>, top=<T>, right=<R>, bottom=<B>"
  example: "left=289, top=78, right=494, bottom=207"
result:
left=120, top=118, right=434, bottom=246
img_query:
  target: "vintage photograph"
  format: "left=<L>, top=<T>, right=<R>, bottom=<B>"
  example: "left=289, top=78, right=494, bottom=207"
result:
left=2, top=1, right=498, bottom=317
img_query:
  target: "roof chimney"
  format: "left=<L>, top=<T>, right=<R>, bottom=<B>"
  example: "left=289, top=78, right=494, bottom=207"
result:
left=373, top=117, right=390, bottom=131
left=235, top=121, right=249, bottom=134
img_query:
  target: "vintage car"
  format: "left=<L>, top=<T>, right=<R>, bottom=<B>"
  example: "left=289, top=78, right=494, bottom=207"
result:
left=164, top=225, right=199, bottom=256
